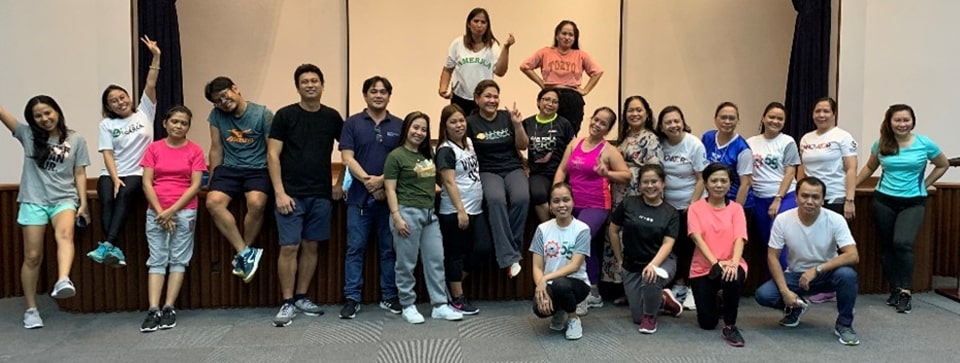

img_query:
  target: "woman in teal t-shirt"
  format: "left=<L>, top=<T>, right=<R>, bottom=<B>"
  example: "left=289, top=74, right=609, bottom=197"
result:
left=855, top=104, right=949, bottom=314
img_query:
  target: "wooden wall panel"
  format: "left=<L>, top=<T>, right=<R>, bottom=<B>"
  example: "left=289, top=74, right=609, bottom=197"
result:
left=2, top=181, right=958, bottom=312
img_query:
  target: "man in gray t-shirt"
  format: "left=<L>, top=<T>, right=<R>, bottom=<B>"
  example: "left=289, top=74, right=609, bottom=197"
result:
left=754, top=177, right=861, bottom=346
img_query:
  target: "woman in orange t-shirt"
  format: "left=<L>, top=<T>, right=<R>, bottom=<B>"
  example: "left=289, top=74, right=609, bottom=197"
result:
left=520, top=20, right=603, bottom=136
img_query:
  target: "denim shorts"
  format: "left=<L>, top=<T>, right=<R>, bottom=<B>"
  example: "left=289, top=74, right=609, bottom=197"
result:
left=17, top=202, right=75, bottom=226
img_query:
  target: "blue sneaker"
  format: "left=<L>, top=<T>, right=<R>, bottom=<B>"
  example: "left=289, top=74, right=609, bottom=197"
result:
left=231, top=254, right=245, bottom=278
left=240, top=248, right=263, bottom=283
left=86, top=242, right=113, bottom=264
left=103, top=245, right=127, bottom=268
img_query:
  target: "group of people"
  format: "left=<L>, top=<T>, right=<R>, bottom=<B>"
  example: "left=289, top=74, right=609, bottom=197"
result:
left=3, top=7, right=950, bottom=350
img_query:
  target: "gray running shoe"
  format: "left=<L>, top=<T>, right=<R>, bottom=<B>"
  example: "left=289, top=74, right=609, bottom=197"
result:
left=23, top=308, right=43, bottom=329
left=294, top=298, right=324, bottom=316
left=834, top=324, right=860, bottom=346
left=273, top=303, right=297, bottom=327
left=51, top=278, right=76, bottom=299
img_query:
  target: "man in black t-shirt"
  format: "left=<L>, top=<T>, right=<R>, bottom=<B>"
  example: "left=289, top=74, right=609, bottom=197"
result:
left=267, top=64, right=345, bottom=327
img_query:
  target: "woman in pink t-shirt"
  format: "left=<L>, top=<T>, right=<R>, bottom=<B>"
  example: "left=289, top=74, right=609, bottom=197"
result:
left=520, top=20, right=604, bottom=136
left=687, top=162, right=748, bottom=347
left=553, top=107, right=630, bottom=313
left=138, top=106, right=206, bottom=333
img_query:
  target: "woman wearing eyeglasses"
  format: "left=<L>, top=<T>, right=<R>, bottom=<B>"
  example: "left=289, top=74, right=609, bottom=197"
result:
left=525, top=88, right=575, bottom=223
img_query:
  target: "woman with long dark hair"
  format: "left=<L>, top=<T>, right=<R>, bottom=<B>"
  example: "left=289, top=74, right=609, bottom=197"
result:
left=385, top=111, right=463, bottom=324
left=855, top=104, right=948, bottom=313
left=89, top=35, right=161, bottom=267
left=798, top=97, right=858, bottom=219
left=439, top=8, right=514, bottom=116
left=1, top=96, right=90, bottom=329
left=520, top=20, right=603, bottom=135
left=436, top=104, right=483, bottom=315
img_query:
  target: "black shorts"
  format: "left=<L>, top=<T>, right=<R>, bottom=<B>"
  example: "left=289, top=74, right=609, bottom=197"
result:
left=209, top=165, right=271, bottom=198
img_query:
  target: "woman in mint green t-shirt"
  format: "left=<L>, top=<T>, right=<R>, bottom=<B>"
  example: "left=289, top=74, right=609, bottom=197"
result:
left=855, top=104, right=949, bottom=314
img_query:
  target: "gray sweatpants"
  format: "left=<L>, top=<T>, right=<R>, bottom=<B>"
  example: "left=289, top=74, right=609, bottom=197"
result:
left=480, top=169, right=529, bottom=268
left=145, top=209, right=197, bottom=275
left=622, top=254, right=677, bottom=322
left=391, top=206, right=449, bottom=306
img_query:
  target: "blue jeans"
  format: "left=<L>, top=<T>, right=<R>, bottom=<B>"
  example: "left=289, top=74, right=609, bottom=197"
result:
left=753, top=192, right=797, bottom=269
left=343, top=202, right=397, bottom=302
left=754, top=266, right=858, bottom=326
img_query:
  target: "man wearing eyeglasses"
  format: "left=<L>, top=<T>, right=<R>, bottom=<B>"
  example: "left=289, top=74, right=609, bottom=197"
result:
left=204, top=76, right=274, bottom=283
left=338, top=76, right=403, bottom=319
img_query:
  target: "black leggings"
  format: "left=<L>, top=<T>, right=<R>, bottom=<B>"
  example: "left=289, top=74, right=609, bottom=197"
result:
left=689, top=266, right=745, bottom=329
left=533, top=277, right=591, bottom=317
left=673, top=210, right=694, bottom=282
left=872, top=192, right=926, bottom=290
left=438, top=212, right=483, bottom=282
left=451, top=94, right=478, bottom=117
left=97, top=175, right=143, bottom=246
left=555, top=88, right=585, bottom=136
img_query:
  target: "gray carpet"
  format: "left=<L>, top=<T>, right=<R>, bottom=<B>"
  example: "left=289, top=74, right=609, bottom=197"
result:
left=1, top=287, right=959, bottom=362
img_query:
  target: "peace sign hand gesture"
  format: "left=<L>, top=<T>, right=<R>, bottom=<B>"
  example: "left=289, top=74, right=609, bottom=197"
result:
left=140, top=35, right=161, bottom=56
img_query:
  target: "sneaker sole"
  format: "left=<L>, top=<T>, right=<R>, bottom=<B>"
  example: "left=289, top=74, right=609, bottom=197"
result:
left=299, top=310, right=324, bottom=317
left=638, top=327, right=657, bottom=334
left=273, top=320, right=293, bottom=327
left=454, top=308, right=480, bottom=315
left=405, top=317, right=426, bottom=324
left=722, top=337, right=745, bottom=347
left=779, top=309, right=807, bottom=327
left=339, top=305, right=360, bottom=319
left=565, top=333, right=582, bottom=340
left=834, top=330, right=860, bottom=346
left=159, top=323, right=176, bottom=329
left=140, top=326, right=158, bottom=333
left=24, top=323, right=43, bottom=329
left=242, top=250, right=263, bottom=283
left=432, top=314, right=463, bottom=321
left=51, top=287, right=76, bottom=299
left=102, top=255, right=121, bottom=268
left=86, top=253, right=105, bottom=263
left=379, top=303, right=401, bottom=314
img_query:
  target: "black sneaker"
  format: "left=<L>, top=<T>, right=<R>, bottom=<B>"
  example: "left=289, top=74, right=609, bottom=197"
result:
left=379, top=297, right=402, bottom=314
left=779, top=298, right=809, bottom=327
left=140, top=309, right=161, bottom=333
left=721, top=325, right=745, bottom=347
left=450, top=295, right=479, bottom=315
left=896, top=292, right=912, bottom=314
left=886, top=288, right=902, bottom=306
left=159, top=306, right=177, bottom=329
left=339, top=299, right=360, bottom=319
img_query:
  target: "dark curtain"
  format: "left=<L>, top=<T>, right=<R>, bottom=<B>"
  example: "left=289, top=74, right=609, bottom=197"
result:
left=138, top=0, right=184, bottom=140
left=783, top=0, right=831, bottom=143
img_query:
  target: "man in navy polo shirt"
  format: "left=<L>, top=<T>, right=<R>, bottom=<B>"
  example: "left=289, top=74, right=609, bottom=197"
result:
left=338, top=76, right=403, bottom=319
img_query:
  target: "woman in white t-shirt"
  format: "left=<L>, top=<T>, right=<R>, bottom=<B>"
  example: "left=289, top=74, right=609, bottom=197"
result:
left=436, top=104, right=484, bottom=315
left=656, top=105, right=708, bottom=310
left=438, top=7, right=515, bottom=117
left=746, top=102, right=800, bottom=270
left=89, top=35, right=161, bottom=268
left=798, top=97, right=858, bottom=219
left=530, top=182, right=591, bottom=340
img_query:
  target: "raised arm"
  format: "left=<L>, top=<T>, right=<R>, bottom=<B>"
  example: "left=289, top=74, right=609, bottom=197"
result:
left=510, top=103, right=529, bottom=150
left=140, top=35, right=162, bottom=105
left=492, top=34, right=515, bottom=77
left=0, top=105, right=18, bottom=133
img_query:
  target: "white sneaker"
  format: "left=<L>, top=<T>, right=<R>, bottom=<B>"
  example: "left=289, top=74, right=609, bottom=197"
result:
left=565, top=317, right=583, bottom=340
left=549, top=313, right=566, bottom=331
left=431, top=304, right=463, bottom=321
left=50, top=278, right=76, bottom=299
left=23, top=308, right=43, bottom=329
left=585, top=293, right=603, bottom=308
left=682, top=292, right=697, bottom=311
left=507, top=262, right=522, bottom=278
left=576, top=299, right=589, bottom=316
left=402, top=305, right=425, bottom=324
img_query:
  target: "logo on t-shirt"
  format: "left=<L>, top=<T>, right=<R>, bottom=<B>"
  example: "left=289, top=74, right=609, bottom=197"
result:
left=544, top=240, right=562, bottom=258
left=111, top=122, right=145, bottom=138
left=477, top=128, right=510, bottom=142
left=414, top=159, right=436, bottom=178
left=457, top=57, right=492, bottom=69
left=226, top=129, right=254, bottom=144
left=754, top=153, right=782, bottom=170
left=42, top=142, right=72, bottom=171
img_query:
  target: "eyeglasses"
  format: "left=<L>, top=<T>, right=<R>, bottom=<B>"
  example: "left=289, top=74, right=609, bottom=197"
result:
left=211, top=90, right=232, bottom=106
left=539, top=98, right=559, bottom=105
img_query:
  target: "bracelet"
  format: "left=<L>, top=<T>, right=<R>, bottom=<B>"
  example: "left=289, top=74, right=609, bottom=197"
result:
left=844, top=198, right=855, bottom=203
left=773, top=195, right=783, bottom=199
left=391, top=210, right=399, bottom=214
left=149, top=66, right=160, bottom=70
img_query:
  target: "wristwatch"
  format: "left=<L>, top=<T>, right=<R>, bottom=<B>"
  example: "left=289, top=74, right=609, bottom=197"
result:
left=815, top=265, right=823, bottom=274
